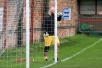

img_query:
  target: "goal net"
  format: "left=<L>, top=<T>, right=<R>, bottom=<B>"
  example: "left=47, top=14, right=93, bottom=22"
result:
left=0, top=0, right=56, bottom=68
left=0, top=0, right=76, bottom=68
left=0, top=0, right=26, bottom=68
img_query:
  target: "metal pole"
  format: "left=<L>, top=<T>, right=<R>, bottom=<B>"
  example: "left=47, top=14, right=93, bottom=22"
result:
left=54, top=0, right=58, bottom=62
left=26, top=0, right=30, bottom=68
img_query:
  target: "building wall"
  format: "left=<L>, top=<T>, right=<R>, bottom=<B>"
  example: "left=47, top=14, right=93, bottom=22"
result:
left=0, top=0, right=24, bottom=49
left=32, top=0, right=77, bottom=42
left=55, top=0, right=77, bottom=38
left=0, top=0, right=4, bottom=49
left=32, top=0, right=44, bottom=42
left=6, top=0, right=18, bottom=48
left=0, top=0, right=77, bottom=49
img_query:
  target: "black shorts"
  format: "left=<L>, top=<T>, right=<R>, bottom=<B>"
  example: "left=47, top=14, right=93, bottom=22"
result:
left=44, top=46, right=50, bottom=52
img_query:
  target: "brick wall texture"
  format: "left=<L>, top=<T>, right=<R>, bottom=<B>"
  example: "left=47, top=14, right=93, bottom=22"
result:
left=32, top=0, right=77, bottom=42
left=0, top=0, right=77, bottom=49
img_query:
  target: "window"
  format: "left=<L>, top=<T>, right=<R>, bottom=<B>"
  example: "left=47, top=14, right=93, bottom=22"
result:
left=79, top=0, right=102, bottom=15
left=97, top=0, right=102, bottom=14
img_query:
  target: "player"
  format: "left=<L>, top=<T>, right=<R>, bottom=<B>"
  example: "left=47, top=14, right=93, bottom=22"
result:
left=42, top=7, right=62, bottom=61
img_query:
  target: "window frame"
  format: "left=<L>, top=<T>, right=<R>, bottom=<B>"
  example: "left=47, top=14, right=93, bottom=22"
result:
left=78, top=0, right=102, bottom=15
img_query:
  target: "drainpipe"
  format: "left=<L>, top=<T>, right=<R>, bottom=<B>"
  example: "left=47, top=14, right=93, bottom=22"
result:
left=30, top=0, right=34, bottom=43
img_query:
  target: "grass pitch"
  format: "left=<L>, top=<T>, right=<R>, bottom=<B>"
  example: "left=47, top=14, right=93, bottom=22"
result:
left=0, top=34, right=102, bottom=68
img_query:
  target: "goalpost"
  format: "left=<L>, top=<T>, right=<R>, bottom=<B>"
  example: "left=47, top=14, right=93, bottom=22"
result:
left=0, top=0, right=60, bottom=68
left=26, top=0, right=58, bottom=67
left=26, top=0, right=30, bottom=68
left=54, top=0, right=58, bottom=63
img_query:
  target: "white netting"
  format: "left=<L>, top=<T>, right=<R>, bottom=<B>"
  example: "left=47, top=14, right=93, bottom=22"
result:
left=0, top=0, right=25, bottom=68
left=0, top=0, right=76, bottom=68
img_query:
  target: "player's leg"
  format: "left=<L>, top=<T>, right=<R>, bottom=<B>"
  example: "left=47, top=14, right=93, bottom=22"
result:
left=44, top=36, right=51, bottom=60
left=44, top=46, right=50, bottom=60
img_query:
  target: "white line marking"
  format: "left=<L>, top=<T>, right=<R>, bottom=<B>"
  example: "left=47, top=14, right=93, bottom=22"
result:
left=41, top=62, right=57, bottom=68
left=61, top=38, right=102, bottom=61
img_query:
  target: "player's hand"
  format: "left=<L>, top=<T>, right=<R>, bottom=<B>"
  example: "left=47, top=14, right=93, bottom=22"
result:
left=44, top=32, right=49, bottom=37
left=57, top=12, right=62, bottom=21
left=57, top=12, right=62, bottom=17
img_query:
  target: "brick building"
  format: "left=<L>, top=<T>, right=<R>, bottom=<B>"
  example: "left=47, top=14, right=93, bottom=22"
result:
left=0, top=0, right=77, bottom=49
left=29, top=0, right=77, bottom=42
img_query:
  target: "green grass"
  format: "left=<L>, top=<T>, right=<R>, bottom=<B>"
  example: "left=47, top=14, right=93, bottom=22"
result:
left=49, top=35, right=102, bottom=68
left=0, top=34, right=102, bottom=68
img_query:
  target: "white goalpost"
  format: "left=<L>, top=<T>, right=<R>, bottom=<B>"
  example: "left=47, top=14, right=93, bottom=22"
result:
left=54, top=0, right=58, bottom=62
left=26, top=0, right=30, bottom=68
